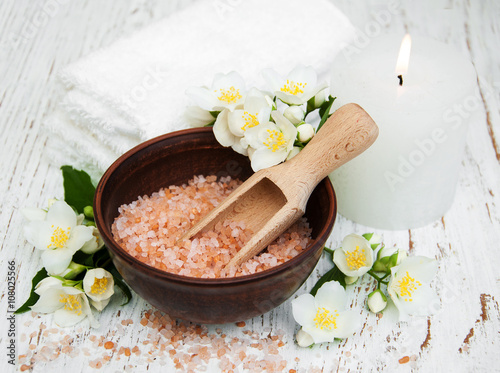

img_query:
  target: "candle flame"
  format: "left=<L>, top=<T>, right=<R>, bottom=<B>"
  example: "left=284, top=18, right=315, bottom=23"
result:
left=395, top=34, right=412, bottom=75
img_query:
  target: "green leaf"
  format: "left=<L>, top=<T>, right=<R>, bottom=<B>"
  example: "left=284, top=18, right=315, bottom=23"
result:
left=317, top=96, right=336, bottom=132
left=15, top=268, right=48, bottom=314
left=362, top=233, right=374, bottom=241
left=108, top=266, right=132, bottom=306
left=61, top=166, right=96, bottom=214
left=209, top=110, right=220, bottom=118
left=310, top=266, right=346, bottom=296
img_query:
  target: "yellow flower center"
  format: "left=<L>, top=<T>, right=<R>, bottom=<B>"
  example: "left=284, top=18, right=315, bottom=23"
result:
left=48, top=225, right=71, bottom=249
left=345, top=245, right=366, bottom=270
left=215, top=86, right=242, bottom=104
left=90, top=277, right=108, bottom=295
left=241, top=111, right=259, bottom=131
left=280, top=80, right=307, bottom=95
left=263, top=129, right=286, bottom=152
left=314, top=307, right=338, bottom=330
left=59, top=294, right=82, bottom=315
left=397, top=271, right=422, bottom=302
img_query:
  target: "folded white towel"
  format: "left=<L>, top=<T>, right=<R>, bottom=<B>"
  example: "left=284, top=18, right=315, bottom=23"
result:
left=45, top=0, right=355, bottom=180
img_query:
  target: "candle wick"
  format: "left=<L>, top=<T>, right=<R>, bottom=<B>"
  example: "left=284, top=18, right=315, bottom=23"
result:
left=398, top=74, right=403, bottom=86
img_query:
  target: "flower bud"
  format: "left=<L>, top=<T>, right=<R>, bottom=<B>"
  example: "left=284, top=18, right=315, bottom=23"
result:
left=84, top=206, right=94, bottom=219
left=287, top=146, right=301, bottom=160
left=372, top=246, right=404, bottom=273
left=367, top=289, right=388, bottom=313
left=345, top=276, right=359, bottom=285
left=297, top=123, right=315, bottom=143
left=313, top=89, right=327, bottom=108
left=362, top=233, right=382, bottom=250
left=61, top=262, right=87, bottom=280
left=283, top=106, right=305, bottom=125
left=296, top=328, right=314, bottom=347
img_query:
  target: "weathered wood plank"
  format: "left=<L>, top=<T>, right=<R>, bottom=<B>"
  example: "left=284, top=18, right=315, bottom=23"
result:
left=1, top=0, right=499, bottom=372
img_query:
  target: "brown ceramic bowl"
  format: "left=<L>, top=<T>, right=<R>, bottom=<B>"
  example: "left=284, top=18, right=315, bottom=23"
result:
left=94, top=127, right=336, bottom=324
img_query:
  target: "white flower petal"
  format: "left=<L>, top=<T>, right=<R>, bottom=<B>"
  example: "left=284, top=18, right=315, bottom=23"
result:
left=331, top=310, right=362, bottom=339
left=42, top=248, right=75, bottom=275
left=401, top=256, right=438, bottom=283
left=395, top=285, right=438, bottom=318
left=24, top=220, right=50, bottom=250
left=22, top=207, right=47, bottom=221
left=275, top=92, right=305, bottom=105
left=185, top=86, right=220, bottom=111
left=231, top=141, right=249, bottom=156
left=31, top=287, right=65, bottom=314
left=213, top=109, right=237, bottom=147
left=212, top=71, right=245, bottom=91
left=314, top=281, right=347, bottom=311
left=46, top=201, right=77, bottom=229
left=184, top=105, right=215, bottom=128
left=82, top=295, right=100, bottom=328
left=250, top=147, right=287, bottom=171
left=302, top=324, right=336, bottom=344
left=65, top=225, right=94, bottom=253
left=261, top=68, right=284, bottom=92
left=54, top=305, right=87, bottom=327
left=286, top=146, right=301, bottom=160
left=292, top=293, right=317, bottom=327
left=288, top=65, right=317, bottom=87
left=296, top=328, right=315, bottom=347
left=227, top=110, right=247, bottom=137
left=90, top=298, right=110, bottom=312
left=35, top=276, right=64, bottom=294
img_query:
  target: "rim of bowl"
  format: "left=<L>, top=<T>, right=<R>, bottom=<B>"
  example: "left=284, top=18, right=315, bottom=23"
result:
left=94, top=127, right=337, bottom=286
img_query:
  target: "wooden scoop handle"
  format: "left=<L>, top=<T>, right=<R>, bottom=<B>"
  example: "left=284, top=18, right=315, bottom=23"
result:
left=277, top=103, right=379, bottom=207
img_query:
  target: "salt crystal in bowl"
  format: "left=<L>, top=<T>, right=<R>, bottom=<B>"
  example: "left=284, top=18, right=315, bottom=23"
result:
left=94, top=128, right=336, bottom=324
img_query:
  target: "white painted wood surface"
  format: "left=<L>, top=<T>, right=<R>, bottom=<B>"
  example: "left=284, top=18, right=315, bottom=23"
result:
left=1, top=0, right=499, bottom=372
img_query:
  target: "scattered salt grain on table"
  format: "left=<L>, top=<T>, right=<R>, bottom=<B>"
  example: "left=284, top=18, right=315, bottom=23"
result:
left=112, top=175, right=312, bottom=277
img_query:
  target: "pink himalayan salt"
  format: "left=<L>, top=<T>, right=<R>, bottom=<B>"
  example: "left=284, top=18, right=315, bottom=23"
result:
left=112, top=175, right=312, bottom=278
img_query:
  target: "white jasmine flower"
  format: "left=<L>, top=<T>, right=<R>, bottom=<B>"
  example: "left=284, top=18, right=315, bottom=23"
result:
left=31, top=276, right=98, bottom=328
left=83, top=268, right=114, bottom=311
left=333, top=234, right=374, bottom=277
left=297, top=123, right=315, bottom=143
left=292, top=281, right=361, bottom=344
left=367, top=289, right=388, bottom=313
left=283, top=105, right=305, bottom=125
left=213, top=88, right=273, bottom=156
left=184, top=105, right=215, bottom=127
left=296, top=328, right=314, bottom=347
left=388, top=256, right=438, bottom=321
left=186, top=71, right=246, bottom=112
left=262, top=65, right=327, bottom=105
left=80, top=227, right=105, bottom=254
left=23, top=201, right=94, bottom=275
left=244, top=111, right=297, bottom=171
left=227, top=88, right=272, bottom=138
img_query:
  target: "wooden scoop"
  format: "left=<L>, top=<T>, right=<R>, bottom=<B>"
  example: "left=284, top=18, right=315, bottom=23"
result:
left=179, top=103, right=379, bottom=268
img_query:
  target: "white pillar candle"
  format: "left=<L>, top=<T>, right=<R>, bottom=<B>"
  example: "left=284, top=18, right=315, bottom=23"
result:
left=329, top=34, right=477, bottom=229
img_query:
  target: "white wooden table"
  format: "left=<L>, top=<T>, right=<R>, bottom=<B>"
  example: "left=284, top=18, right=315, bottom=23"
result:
left=1, top=0, right=499, bottom=372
